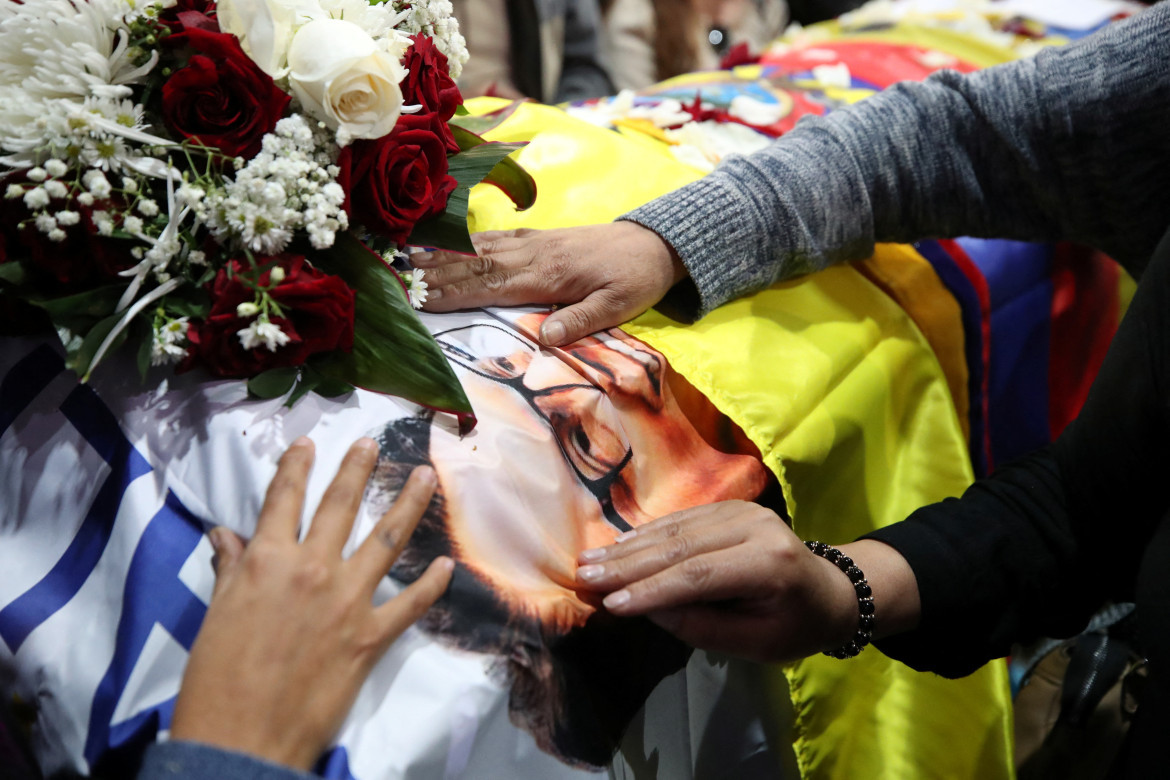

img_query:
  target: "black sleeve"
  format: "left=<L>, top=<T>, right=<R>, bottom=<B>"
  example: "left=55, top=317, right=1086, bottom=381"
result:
left=865, top=224, right=1170, bottom=678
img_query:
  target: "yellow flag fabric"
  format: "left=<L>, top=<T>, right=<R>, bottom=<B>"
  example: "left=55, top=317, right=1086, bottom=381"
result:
left=466, top=98, right=1013, bottom=778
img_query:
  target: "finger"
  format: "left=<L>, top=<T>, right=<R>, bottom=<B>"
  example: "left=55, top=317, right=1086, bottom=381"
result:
left=255, top=437, right=315, bottom=541
left=473, top=228, right=540, bottom=247
left=350, top=466, right=438, bottom=585
left=208, top=526, right=246, bottom=596
left=408, top=248, right=476, bottom=269
left=373, top=556, right=455, bottom=644
left=578, top=504, right=732, bottom=564
left=575, top=520, right=749, bottom=591
left=419, top=251, right=513, bottom=292
left=598, top=547, right=760, bottom=615
left=537, top=288, right=636, bottom=347
left=303, top=438, right=380, bottom=554
left=424, top=261, right=560, bottom=312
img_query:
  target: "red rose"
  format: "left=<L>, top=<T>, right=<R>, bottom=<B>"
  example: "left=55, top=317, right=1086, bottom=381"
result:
left=155, top=0, right=218, bottom=37
left=400, top=35, right=463, bottom=154
left=161, top=30, right=289, bottom=159
left=340, top=114, right=457, bottom=247
left=187, top=255, right=355, bottom=378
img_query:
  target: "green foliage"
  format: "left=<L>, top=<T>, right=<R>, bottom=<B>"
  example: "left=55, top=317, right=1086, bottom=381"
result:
left=310, top=233, right=474, bottom=420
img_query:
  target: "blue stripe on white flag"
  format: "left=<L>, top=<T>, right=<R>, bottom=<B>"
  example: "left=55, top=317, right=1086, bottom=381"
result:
left=0, top=382, right=151, bottom=653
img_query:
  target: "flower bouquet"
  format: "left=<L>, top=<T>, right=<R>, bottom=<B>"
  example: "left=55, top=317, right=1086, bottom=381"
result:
left=0, top=0, right=534, bottom=424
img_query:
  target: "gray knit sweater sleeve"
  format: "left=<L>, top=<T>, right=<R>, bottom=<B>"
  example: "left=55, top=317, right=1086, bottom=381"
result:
left=622, top=4, right=1170, bottom=321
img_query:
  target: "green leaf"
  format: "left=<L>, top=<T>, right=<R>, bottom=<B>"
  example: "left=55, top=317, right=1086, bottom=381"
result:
left=0, top=262, right=27, bottom=286
left=408, top=188, right=473, bottom=253
left=407, top=141, right=532, bottom=252
left=247, top=366, right=298, bottom=399
left=446, top=140, right=528, bottom=189
left=448, top=133, right=536, bottom=211
left=163, top=290, right=211, bottom=320
left=27, top=284, right=127, bottom=333
left=285, top=372, right=320, bottom=407
left=449, top=100, right=527, bottom=136
left=67, top=313, right=125, bottom=377
left=313, top=234, right=473, bottom=421
left=454, top=103, right=470, bottom=116
left=305, top=361, right=354, bottom=398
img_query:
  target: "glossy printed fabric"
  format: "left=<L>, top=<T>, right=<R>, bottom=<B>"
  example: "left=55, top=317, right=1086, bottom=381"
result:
left=0, top=309, right=779, bottom=779
left=465, top=98, right=1013, bottom=779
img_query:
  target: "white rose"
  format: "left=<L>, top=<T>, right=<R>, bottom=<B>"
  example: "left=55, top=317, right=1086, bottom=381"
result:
left=287, top=19, right=405, bottom=146
left=217, top=0, right=324, bottom=76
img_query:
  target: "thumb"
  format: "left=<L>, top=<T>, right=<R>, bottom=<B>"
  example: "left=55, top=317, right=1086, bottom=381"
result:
left=208, top=526, right=246, bottom=593
left=539, top=290, right=627, bottom=346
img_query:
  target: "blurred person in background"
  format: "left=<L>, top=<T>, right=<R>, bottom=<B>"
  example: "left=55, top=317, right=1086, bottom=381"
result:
left=455, top=0, right=615, bottom=102
left=601, top=0, right=787, bottom=91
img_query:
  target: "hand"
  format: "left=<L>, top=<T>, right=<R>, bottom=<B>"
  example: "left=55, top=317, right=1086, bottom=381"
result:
left=573, top=501, right=920, bottom=663
left=170, top=437, right=454, bottom=770
left=413, top=222, right=687, bottom=346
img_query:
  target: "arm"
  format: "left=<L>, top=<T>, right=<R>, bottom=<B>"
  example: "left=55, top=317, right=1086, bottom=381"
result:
left=628, top=3, right=1170, bottom=319
left=575, top=225, right=1170, bottom=671
left=869, top=225, right=1170, bottom=677
left=418, top=5, right=1170, bottom=342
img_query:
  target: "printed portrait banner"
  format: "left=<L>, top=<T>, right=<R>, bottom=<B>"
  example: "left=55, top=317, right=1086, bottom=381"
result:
left=0, top=306, right=789, bottom=779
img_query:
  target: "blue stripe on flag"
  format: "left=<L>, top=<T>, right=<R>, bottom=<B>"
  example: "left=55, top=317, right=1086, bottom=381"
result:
left=0, top=383, right=151, bottom=653
left=85, top=491, right=208, bottom=769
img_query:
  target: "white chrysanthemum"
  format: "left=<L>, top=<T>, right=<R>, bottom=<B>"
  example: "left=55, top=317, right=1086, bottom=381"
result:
left=0, top=0, right=162, bottom=168
left=238, top=318, right=292, bottom=352
left=390, top=0, right=468, bottom=79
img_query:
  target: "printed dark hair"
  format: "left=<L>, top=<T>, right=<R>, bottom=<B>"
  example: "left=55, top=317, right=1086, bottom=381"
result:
left=369, top=414, right=691, bottom=768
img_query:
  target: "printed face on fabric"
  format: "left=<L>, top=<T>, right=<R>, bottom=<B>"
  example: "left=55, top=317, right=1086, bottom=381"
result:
left=365, top=311, right=773, bottom=767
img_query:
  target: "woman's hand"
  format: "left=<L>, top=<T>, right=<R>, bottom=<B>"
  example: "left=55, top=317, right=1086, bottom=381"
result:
left=170, top=437, right=453, bottom=770
left=413, top=222, right=687, bottom=346
left=574, top=501, right=921, bottom=663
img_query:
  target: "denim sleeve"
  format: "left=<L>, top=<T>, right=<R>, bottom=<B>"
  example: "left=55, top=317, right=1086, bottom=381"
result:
left=136, top=741, right=317, bottom=780
left=622, top=4, right=1170, bottom=321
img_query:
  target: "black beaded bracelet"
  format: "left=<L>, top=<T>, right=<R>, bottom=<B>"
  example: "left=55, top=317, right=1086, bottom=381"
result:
left=804, top=540, right=875, bottom=659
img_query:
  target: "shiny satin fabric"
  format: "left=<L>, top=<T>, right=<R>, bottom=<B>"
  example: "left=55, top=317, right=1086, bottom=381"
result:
left=465, top=97, right=1013, bottom=779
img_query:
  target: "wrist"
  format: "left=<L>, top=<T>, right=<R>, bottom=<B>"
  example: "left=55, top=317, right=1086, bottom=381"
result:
left=838, top=540, right=921, bottom=641
left=618, top=220, right=688, bottom=286
left=806, top=542, right=875, bottom=658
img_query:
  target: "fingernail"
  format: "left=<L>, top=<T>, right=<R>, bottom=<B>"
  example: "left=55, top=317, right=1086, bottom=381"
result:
left=577, top=564, right=605, bottom=581
left=615, top=530, right=637, bottom=543
left=291, top=435, right=312, bottom=448
left=414, top=465, right=437, bottom=487
left=541, top=320, right=566, bottom=346
left=603, top=589, right=631, bottom=609
left=437, top=556, right=455, bottom=572
left=428, top=287, right=443, bottom=302
left=579, top=547, right=606, bottom=562
left=355, top=437, right=378, bottom=454
left=412, top=251, right=434, bottom=265
left=208, top=526, right=227, bottom=553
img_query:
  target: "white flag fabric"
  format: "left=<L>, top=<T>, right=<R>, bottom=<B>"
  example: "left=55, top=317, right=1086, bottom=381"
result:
left=0, top=309, right=782, bottom=779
